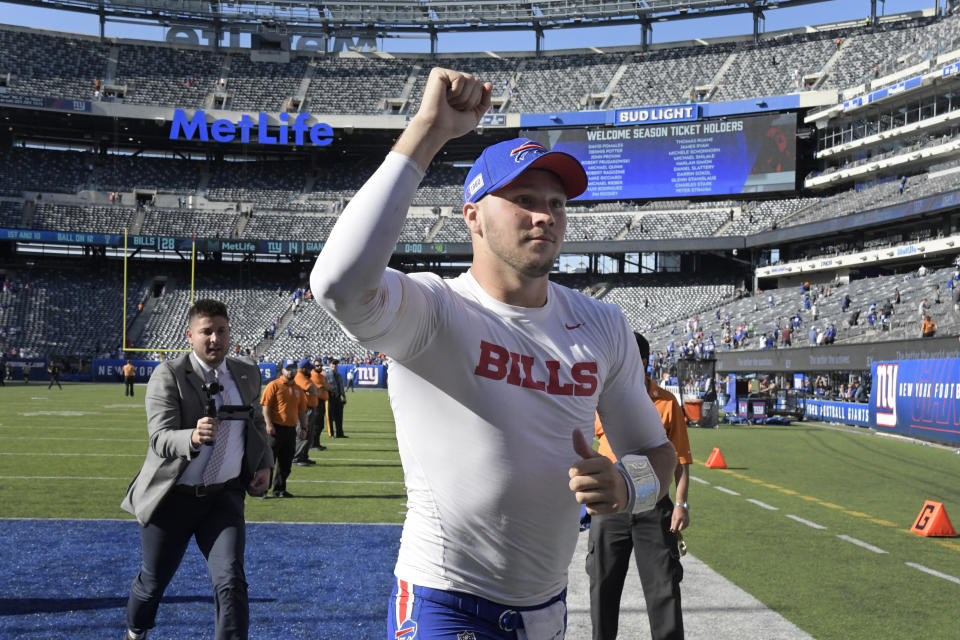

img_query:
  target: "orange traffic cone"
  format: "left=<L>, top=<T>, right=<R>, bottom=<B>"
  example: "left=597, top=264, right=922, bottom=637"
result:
left=705, top=447, right=727, bottom=469
left=910, top=500, right=957, bottom=537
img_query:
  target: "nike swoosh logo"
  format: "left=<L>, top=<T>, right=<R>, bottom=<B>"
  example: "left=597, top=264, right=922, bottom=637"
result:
left=565, top=322, right=585, bottom=330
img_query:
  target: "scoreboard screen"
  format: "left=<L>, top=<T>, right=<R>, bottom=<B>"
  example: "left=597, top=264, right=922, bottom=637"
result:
left=522, top=112, right=797, bottom=200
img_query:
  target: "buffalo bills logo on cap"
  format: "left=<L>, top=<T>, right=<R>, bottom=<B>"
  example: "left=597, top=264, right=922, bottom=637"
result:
left=510, top=142, right=547, bottom=163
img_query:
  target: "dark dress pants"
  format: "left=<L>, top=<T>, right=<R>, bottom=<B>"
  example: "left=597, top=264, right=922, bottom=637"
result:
left=311, top=400, right=326, bottom=446
left=269, top=425, right=297, bottom=492
left=327, top=396, right=344, bottom=437
left=126, top=487, right=248, bottom=640
left=293, top=407, right=316, bottom=462
left=586, top=496, right=684, bottom=640
left=125, top=376, right=135, bottom=396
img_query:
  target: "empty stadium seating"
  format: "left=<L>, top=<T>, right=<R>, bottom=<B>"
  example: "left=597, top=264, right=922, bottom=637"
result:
left=643, top=265, right=960, bottom=358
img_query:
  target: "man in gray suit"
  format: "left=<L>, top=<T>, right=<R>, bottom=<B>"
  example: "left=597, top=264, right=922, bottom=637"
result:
left=121, top=299, right=272, bottom=640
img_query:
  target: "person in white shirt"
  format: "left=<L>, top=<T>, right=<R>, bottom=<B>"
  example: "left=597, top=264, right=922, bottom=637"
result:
left=311, top=68, right=675, bottom=639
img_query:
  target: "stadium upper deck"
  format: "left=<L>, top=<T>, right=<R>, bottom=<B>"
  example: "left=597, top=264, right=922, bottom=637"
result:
left=0, top=9, right=954, bottom=114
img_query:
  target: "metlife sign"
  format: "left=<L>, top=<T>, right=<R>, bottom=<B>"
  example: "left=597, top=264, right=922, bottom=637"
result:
left=170, top=109, right=333, bottom=145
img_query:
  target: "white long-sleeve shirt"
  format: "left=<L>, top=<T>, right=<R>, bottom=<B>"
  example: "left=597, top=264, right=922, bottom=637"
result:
left=312, top=152, right=668, bottom=605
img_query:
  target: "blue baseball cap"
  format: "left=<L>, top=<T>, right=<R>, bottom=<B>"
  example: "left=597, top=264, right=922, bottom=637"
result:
left=298, top=357, right=313, bottom=370
left=282, top=359, right=297, bottom=370
left=463, top=137, right=588, bottom=204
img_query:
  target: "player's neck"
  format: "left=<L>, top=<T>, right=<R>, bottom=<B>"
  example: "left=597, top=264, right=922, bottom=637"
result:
left=468, top=265, right=549, bottom=308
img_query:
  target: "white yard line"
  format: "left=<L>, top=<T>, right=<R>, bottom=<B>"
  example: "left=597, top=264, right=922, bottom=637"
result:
left=746, top=498, right=779, bottom=510
left=905, top=562, right=960, bottom=585
left=786, top=514, right=827, bottom=530
left=714, top=486, right=740, bottom=496
left=836, top=534, right=887, bottom=554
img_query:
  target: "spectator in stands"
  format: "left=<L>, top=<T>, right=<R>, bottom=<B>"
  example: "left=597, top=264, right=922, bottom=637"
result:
left=894, top=287, right=901, bottom=304
left=954, top=286, right=960, bottom=314
left=918, top=297, right=929, bottom=319
left=921, top=315, right=937, bottom=338
left=824, top=324, right=836, bottom=345
left=808, top=326, right=817, bottom=346
left=841, top=294, right=851, bottom=312
left=854, top=381, right=867, bottom=403
left=917, top=264, right=928, bottom=277
left=849, top=310, right=861, bottom=326
left=781, top=326, right=791, bottom=346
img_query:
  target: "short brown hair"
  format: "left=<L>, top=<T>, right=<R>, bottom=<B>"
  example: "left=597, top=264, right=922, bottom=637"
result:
left=188, top=299, right=229, bottom=323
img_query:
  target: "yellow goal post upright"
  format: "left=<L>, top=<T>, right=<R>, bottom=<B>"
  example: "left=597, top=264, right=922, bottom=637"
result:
left=121, top=228, right=195, bottom=355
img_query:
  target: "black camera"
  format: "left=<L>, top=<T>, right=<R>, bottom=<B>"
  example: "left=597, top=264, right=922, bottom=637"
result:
left=201, top=381, right=224, bottom=445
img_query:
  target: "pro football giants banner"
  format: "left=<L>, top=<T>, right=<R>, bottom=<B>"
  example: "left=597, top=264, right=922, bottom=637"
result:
left=870, top=359, right=960, bottom=445
left=802, top=399, right=871, bottom=427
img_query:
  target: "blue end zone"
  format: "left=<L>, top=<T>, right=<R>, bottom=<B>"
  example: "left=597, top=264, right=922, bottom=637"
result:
left=0, top=519, right=401, bottom=639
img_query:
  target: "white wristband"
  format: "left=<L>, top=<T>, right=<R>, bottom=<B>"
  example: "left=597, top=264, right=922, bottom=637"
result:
left=616, top=454, right=660, bottom=514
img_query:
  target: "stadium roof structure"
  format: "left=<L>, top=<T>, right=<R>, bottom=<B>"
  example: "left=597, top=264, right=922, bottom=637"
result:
left=9, top=0, right=837, bottom=36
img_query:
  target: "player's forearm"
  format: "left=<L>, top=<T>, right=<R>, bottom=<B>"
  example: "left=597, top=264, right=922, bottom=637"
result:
left=392, top=116, right=455, bottom=172
left=675, top=463, right=690, bottom=504
left=310, top=152, right=423, bottom=314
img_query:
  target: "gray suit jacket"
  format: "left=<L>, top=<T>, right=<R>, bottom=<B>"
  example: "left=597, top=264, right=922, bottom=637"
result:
left=121, top=354, right=273, bottom=525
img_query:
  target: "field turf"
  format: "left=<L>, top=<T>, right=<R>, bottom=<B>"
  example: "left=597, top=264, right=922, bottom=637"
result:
left=0, top=382, right=957, bottom=639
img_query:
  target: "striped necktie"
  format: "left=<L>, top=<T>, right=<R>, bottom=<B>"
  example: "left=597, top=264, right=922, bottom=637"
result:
left=203, top=367, right=231, bottom=485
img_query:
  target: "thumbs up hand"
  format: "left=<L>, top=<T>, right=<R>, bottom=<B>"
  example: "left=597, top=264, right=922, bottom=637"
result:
left=568, top=429, right=628, bottom=515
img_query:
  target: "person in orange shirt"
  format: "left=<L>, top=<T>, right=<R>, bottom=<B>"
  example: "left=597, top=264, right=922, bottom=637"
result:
left=310, top=359, right=330, bottom=447
left=260, top=360, right=307, bottom=498
left=587, top=332, right=692, bottom=640
left=292, top=358, right=324, bottom=466
left=123, top=361, right=137, bottom=397
left=921, top=315, right=937, bottom=338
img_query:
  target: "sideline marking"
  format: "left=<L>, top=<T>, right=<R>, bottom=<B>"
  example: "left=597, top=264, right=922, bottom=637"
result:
left=837, top=534, right=887, bottom=554
left=746, top=498, right=778, bottom=511
left=0, top=436, right=145, bottom=442
left=905, top=562, right=960, bottom=585
left=20, top=411, right=94, bottom=417
left=786, top=514, right=826, bottom=530
left=714, top=486, right=740, bottom=496
left=707, top=463, right=934, bottom=540
left=0, top=475, right=404, bottom=485
left=690, top=475, right=711, bottom=485
left=0, top=452, right=143, bottom=458
left=0, top=452, right=400, bottom=463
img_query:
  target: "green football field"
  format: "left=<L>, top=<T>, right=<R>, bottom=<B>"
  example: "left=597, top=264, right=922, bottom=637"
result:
left=0, top=382, right=957, bottom=639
